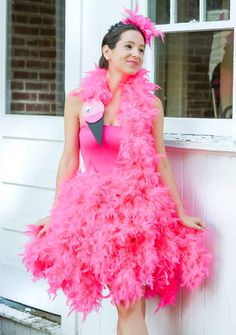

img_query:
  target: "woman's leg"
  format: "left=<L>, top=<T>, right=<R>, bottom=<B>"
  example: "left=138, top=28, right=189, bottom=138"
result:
left=116, top=297, right=148, bottom=335
left=141, top=296, right=146, bottom=318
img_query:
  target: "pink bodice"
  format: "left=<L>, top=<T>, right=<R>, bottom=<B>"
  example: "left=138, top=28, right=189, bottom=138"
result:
left=79, top=125, right=121, bottom=173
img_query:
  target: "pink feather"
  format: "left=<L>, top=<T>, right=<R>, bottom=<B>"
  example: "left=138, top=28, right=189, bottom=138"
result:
left=122, top=5, right=164, bottom=46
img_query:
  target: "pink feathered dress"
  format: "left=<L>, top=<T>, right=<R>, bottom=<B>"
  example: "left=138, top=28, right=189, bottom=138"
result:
left=21, top=67, right=211, bottom=319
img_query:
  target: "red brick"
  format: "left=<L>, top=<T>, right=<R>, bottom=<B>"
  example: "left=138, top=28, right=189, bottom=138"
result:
left=51, top=103, right=56, bottom=112
left=40, top=7, right=55, bottom=15
left=29, top=16, right=42, bottom=25
left=26, top=60, right=50, bottom=69
left=43, top=17, right=55, bottom=25
left=11, top=81, right=24, bottom=90
left=13, top=3, right=39, bottom=14
left=14, top=48, right=39, bottom=57
left=40, top=28, right=55, bottom=36
left=26, top=39, right=39, bottom=47
left=25, top=82, right=49, bottom=90
left=11, top=103, right=25, bottom=111
left=13, top=71, right=38, bottom=79
left=12, top=92, right=31, bottom=100
left=12, top=37, right=26, bottom=45
left=12, top=14, right=28, bottom=24
left=11, top=60, right=25, bottom=67
left=26, top=103, right=44, bottom=112
left=14, top=25, right=39, bottom=35
left=39, top=50, right=56, bottom=58
left=38, top=93, right=55, bottom=100
left=39, top=72, right=55, bottom=80
left=38, top=39, right=53, bottom=47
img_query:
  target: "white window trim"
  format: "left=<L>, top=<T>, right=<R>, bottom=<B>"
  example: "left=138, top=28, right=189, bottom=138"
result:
left=139, top=0, right=236, bottom=140
left=0, top=0, right=6, bottom=116
left=0, top=0, right=82, bottom=141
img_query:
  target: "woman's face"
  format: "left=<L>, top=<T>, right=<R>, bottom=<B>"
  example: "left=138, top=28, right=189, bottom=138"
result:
left=104, top=30, right=145, bottom=75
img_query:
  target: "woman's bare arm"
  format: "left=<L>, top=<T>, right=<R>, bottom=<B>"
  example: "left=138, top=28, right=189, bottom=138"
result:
left=38, top=94, right=82, bottom=235
left=53, top=94, right=82, bottom=206
left=152, top=97, right=205, bottom=230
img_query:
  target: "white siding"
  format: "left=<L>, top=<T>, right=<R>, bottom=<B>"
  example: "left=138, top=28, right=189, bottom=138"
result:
left=71, top=148, right=236, bottom=335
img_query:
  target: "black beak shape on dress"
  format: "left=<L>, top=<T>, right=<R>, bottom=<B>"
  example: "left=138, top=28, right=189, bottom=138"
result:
left=86, top=116, right=104, bottom=145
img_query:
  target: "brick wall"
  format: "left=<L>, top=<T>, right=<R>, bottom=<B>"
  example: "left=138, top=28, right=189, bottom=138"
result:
left=7, top=0, right=65, bottom=116
left=186, top=31, right=214, bottom=118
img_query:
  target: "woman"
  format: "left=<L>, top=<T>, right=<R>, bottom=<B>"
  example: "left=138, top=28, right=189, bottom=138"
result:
left=22, top=8, right=211, bottom=335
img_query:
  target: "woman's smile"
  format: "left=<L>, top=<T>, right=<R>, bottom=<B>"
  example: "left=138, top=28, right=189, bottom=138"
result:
left=127, top=59, right=139, bottom=66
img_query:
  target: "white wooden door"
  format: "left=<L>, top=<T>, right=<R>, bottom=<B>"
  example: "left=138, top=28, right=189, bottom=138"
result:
left=0, top=0, right=81, bottom=317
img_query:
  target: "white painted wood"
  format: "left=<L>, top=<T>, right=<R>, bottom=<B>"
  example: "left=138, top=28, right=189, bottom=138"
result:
left=0, top=115, right=64, bottom=140
left=81, top=0, right=131, bottom=74
left=71, top=145, right=236, bottom=335
left=61, top=311, right=81, bottom=335
left=170, top=0, right=177, bottom=24
left=165, top=117, right=232, bottom=137
left=0, top=0, right=65, bottom=316
left=1, top=137, right=62, bottom=188
left=81, top=147, right=236, bottom=335
left=100, top=297, right=117, bottom=335
left=0, top=0, right=6, bottom=116
left=199, top=0, right=206, bottom=22
left=155, top=20, right=235, bottom=34
left=65, top=0, right=83, bottom=94
left=232, top=0, right=236, bottom=140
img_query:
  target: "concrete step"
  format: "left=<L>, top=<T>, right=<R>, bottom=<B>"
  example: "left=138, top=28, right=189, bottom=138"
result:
left=0, top=298, right=61, bottom=335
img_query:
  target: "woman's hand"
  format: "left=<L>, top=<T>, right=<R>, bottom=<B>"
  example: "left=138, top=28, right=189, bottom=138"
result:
left=37, top=216, right=50, bottom=237
left=179, top=213, right=206, bottom=231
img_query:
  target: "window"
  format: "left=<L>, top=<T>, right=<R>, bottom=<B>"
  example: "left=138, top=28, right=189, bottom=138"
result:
left=150, top=0, right=230, bottom=24
left=6, top=0, right=65, bottom=116
left=155, top=30, right=233, bottom=118
left=149, top=0, right=234, bottom=123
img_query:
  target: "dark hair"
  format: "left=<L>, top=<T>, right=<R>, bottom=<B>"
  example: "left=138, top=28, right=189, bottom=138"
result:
left=98, top=22, right=146, bottom=69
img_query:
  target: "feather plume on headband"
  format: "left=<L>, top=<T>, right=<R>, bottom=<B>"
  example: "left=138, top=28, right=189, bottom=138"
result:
left=122, top=6, right=164, bottom=46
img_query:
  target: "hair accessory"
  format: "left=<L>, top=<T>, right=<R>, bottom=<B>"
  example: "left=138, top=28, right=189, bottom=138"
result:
left=108, top=21, right=124, bottom=34
left=122, top=5, right=164, bottom=46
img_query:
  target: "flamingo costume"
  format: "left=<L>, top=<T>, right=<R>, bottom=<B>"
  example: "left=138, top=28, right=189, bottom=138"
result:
left=21, top=67, right=211, bottom=320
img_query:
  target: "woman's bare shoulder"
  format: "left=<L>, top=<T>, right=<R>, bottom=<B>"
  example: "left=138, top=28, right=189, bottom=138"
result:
left=65, top=90, right=83, bottom=118
left=67, top=89, right=83, bottom=103
left=153, top=95, right=163, bottom=109
left=152, top=95, right=164, bottom=121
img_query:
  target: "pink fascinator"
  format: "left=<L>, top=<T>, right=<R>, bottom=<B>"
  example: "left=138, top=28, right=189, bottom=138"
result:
left=122, top=6, right=164, bottom=46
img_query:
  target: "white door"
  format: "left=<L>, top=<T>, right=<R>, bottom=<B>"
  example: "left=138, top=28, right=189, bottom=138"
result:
left=0, top=0, right=81, bottom=317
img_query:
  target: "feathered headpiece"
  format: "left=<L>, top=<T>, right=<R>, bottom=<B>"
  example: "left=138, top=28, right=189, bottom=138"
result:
left=121, top=6, right=164, bottom=46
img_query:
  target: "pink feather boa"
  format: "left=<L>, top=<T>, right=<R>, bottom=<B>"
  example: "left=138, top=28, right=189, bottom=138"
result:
left=21, top=67, right=211, bottom=319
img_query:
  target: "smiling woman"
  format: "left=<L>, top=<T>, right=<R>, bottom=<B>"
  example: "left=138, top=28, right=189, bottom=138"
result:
left=22, top=7, right=211, bottom=335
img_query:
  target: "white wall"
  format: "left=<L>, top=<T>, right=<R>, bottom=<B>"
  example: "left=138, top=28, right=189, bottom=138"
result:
left=74, top=147, right=236, bottom=335
left=81, top=0, right=132, bottom=74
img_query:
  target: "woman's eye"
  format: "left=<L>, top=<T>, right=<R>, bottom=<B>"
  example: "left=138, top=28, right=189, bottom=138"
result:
left=139, top=49, right=144, bottom=53
left=125, top=45, right=132, bottom=49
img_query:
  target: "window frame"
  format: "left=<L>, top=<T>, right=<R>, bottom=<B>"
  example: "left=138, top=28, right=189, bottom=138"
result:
left=0, top=0, right=82, bottom=119
left=0, top=0, right=82, bottom=142
left=141, top=0, right=236, bottom=139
